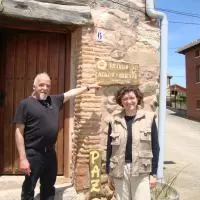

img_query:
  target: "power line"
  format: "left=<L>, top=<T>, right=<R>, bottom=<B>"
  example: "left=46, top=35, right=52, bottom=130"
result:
left=108, top=1, right=200, bottom=26
left=172, top=76, right=185, bottom=77
left=109, top=0, right=145, bottom=13
left=110, top=0, right=200, bottom=18
left=156, top=8, right=200, bottom=19
left=109, top=0, right=200, bottom=19
left=169, top=21, right=200, bottom=26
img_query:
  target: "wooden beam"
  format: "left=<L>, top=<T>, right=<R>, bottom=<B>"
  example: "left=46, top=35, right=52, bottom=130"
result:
left=34, top=0, right=90, bottom=6
left=0, top=16, right=78, bottom=33
left=0, top=0, right=93, bottom=25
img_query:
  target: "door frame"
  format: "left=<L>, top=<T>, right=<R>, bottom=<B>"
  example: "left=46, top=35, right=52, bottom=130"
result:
left=0, top=34, right=5, bottom=173
left=0, top=18, right=72, bottom=177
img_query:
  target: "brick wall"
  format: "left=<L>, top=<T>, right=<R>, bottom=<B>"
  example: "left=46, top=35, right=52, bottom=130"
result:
left=72, top=26, right=103, bottom=191
left=185, top=47, right=200, bottom=121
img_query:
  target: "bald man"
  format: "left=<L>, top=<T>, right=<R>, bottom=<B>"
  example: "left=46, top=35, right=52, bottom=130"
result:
left=14, top=72, right=100, bottom=200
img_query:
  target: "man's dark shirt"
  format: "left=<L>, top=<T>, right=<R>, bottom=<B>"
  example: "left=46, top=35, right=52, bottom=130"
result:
left=106, top=116, right=160, bottom=175
left=13, top=94, right=64, bottom=150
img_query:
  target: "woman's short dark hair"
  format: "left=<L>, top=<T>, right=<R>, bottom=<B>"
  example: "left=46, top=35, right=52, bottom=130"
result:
left=115, top=85, right=144, bottom=107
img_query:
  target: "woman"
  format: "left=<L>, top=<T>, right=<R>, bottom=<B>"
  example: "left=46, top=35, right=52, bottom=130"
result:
left=106, top=85, right=160, bottom=200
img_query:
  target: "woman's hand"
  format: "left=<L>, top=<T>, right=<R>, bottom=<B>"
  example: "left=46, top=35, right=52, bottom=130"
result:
left=108, top=175, right=115, bottom=190
left=149, top=175, right=157, bottom=188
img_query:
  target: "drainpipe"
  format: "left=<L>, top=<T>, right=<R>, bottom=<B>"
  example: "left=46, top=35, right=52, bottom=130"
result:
left=146, top=0, right=168, bottom=180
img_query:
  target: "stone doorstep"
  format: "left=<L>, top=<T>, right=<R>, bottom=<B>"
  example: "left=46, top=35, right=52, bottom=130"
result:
left=0, top=176, right=82, bottom=200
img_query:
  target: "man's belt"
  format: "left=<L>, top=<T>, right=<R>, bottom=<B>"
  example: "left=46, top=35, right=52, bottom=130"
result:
left=39, top=145, right=55, bottom=153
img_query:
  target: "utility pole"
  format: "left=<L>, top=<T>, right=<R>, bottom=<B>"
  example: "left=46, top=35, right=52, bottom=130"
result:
left=174, top=86, right=177, bottom=108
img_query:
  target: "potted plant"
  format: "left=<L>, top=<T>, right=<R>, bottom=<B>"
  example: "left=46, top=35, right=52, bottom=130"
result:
left=151, top=182, right=179, bottom=200
left=151, top=170, right=182, bottom=200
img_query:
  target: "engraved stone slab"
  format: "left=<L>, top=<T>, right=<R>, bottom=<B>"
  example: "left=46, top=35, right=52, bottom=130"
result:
left=96, top=59, right=139, bottom=85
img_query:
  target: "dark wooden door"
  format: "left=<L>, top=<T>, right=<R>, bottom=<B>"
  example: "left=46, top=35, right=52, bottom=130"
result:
left=0, top=29, right=67, bottom=175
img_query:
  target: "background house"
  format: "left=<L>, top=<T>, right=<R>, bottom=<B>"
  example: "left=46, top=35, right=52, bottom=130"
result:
left=177, top=39, right=200, bottom=121
left=170, top=84, right=187, bottom=110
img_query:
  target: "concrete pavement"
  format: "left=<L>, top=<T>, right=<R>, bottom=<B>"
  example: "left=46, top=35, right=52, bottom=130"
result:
left=164, top=109, right=200, bottom=200
left=0, top=176, right=84, bottom=200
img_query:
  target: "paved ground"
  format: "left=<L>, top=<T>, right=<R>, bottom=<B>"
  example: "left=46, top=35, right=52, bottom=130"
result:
left=1, top=109, right=200, bottom=200
left=0, top=176, right=84, bottom=200
left=164, top=109, right=200, bottom=200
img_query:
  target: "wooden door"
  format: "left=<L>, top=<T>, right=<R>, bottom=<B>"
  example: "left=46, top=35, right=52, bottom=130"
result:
left=0, top=29, right=68, bottom=175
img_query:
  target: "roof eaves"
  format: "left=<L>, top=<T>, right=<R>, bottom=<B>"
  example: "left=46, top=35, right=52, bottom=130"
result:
left=176, top=39, right=200, bottom=54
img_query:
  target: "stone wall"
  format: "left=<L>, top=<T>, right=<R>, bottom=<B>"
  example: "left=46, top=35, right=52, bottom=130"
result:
left=72, top=0, right=160, bottom=198
left=0, top=0, right=160, bottom=198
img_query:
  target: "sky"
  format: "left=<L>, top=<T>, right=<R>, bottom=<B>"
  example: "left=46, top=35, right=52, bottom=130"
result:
left=155, top=0, right=200, bottom=87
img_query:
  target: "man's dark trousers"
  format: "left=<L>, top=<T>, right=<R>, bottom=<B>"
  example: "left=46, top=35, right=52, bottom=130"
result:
left=21, top=148, right=57, bottom=200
